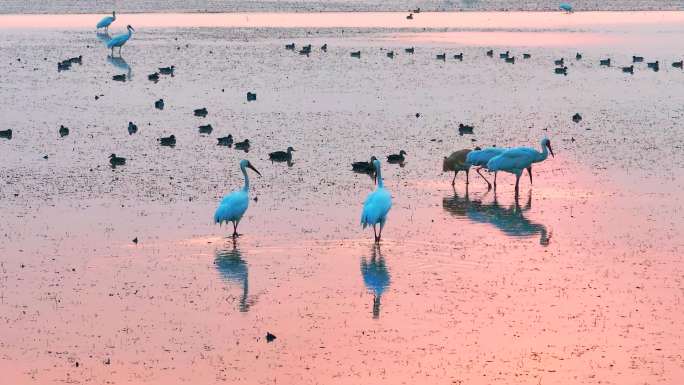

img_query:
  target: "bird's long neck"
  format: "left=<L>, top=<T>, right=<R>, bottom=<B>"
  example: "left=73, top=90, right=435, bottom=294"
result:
left=127, top=28, right=133, bottom=37
left=375, top=163, right=384, bottom=188
left=537, top=142, right=548, bottom=161
left=241, top=164, right=249, bottom=192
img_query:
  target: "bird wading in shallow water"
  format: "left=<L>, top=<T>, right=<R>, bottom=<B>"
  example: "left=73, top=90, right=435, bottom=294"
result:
left=214, top=160, right=262, bottom=237
left=96, top=11, right=116, bottom=31
left=107, top=25, right=134, bottom=56
left=486, top=138, right=554, bottom=196
left=466, top=146, right=506, bottom=189
left=361, top=160, right=392, bottom=243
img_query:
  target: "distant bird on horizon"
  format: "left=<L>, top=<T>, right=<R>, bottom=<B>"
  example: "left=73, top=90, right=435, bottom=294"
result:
left=214, top=159, right=262, bottom=237
left=96, top=11, right=116, bottom=31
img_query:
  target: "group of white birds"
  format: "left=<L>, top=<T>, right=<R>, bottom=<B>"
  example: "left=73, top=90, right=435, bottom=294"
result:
left=96, top=11, right=134, bottom=56
left=215, top=137, right=554, bottom=242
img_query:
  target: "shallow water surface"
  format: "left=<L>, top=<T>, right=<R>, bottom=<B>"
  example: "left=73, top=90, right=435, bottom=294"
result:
left=0, top=11, right=683, bottom=385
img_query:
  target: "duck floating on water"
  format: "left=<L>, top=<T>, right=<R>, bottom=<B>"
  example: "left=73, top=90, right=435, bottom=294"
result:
left=285, top=43, right=295, bottom=50
left=387, top=51, right=395, bottom=59
left=387, top=150, right=407, bottom=163
left=622, top=65, right=634, bottom=74
left=59, top=125, right=69, bottom=137
left=148, top=72, right=159, bottom=82
left=486, top=49, right=493, bottom=57
left=155, top=99, right=164, bottom=109
left=217, top=135, right=233, bottom=147
left=436, top=53, right=446, bottom=61
left=234, top=139, right=250, bottom=152
left=269, top=146, right=295, bottom=162
left=247, top=92, right=257, bottom=101
left=159, top=65, right=175, bottom=75
left=600, top=58, right=611, bottom=66
left=352, top=156, right=378, bottom=175
left=194, top=107, right=208, bottom=117
left=112, top=74, right=126, bottom=82
left=499, top=51, right=510, bottom=59
left=576, top=52, right=582, bottom=60
left=554, top=66, right=568, bottom=75
left=109, top=153, right=126, bottom=167
left=159, top=135, right=176, bottom=147
left=632, top=56, right=644, bottom=63
left=647, top=61, right=659, bottom=71
left=505, top=56, right=515, bottom=64
left=405, top=47, right=414, bottom=54
left=199, top=124, right=213, bottom=135
left=128, top=122, right=137, bottom=135
left=458, top=123, right=474, bottom=135
left=523, top=53, right=531, bottom=59
left=554, top=58, right=564, bottom=66
left=572, top=113, right=582, bottom=123
left=321, top=43, right=328, bottom=51
left=0, top=129, right=12, bottom=139
left=351, top=51, right=361, bottom=58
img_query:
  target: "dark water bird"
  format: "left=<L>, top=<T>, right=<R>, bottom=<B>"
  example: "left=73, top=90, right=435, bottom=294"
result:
left=386, top=51, right=395, bottom=58
left=600, top=58, right=611, bottom=66
left=572, top=113, right=582, bottom=123
left=352, top=156, right=378, bottom=181
left=234, top=139, right=250, bottom=152
left=112, top=73, right=126, bottom=81
left=576, top=52, right=582, bottom=60
left=68, top=56, right=82, bottom=65
left=321, top=43, right=328, bottom=51
left=247, top=92, right=257, bottom=101
left=458, top=123, right=474, bottom=135
left=0, top=129, right=12, bottom=139
left=132, top=237, right=138, bottom=244
left=554, top=66, right=568, bottom=75
left=361, top=244, right=390, bottom=319
left=387, top=150, right=407, bottom=163
left=487, top=137, right=554, bottom=196
left=266, top=332, right=276, bottom=342
left=351, top=51, right=361, bottom=58
left=361, top=160, right=392, bottom=242
left=155, top=99, right=164, bottom=109
left=672, top=60, right=683, bottom=68
left=159, top=134, right=176, bottom=146
left=58, top=60, right=71, bottom=71
left=148, top=72, right=159, bottom=82
left=302, top=44, right=312, bottom=52
left=217, top=135, right=233, bottom=146
left=214, top=159, right=261, bottom=237
left=405, top=47, right=414, bottom=54
left=647, top=61, right=659, bottom=71
left=633, top=56, right=644, bottom=63
left=194, top=107, right=208, bottom=117
left=127, top=122, right=137, bottom=135
left=453, top=52, right=464, bottom=61
left=443, top=149, right=473, bottom=186
left=505, top=56, right=515, bottom=64
left=215, top=244, right=251, bottom=312
left=622, top=65, right=634, bottom=74
left=159, top=65, right=174, bottom=75
left=466, top=147, right=507, bottom=189
left=523, top=53, right=531, bottom=59
left=109, top=153, right=126, bottom=167
left=285, top=43, right=295, bottom=50
left=436, top=53, right=446, bottom=61
left=199, top=124, right=213, bottom=135
left=59, top=125, right=69, bottom=137
left=412, top=7, right=421, bottom=12
left=486, top=49, right=493, bottom=57
left=269, top=146, right=295, bottom=162
left=406, top=13, right=413, bottom=19
left=299, top=47, right=310, bottom=55
left=499, top=51, right=509, bottom=59
left=554, top=58, right=564, bottom=66
left=442, top=189, right=550, bottom=245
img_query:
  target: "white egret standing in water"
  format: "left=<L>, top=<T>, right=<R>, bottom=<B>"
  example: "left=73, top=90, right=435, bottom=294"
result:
left=214, top=160, right=261, bottom=237
left=96, top=11, right=116, bottom=31
left=361, top=159, right=392, bottom=242
left=107, top=25, right=134, bottom=56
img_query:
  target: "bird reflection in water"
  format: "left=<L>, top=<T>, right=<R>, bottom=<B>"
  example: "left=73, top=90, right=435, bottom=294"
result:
left=107, top=55, right=132, bottom=79
left=443, top=187, right=551, bottom=245
left=215, top=240, right=252, bottom=312
left=96, top=31, right=112, bottom=45
left=360, top=244, right=391, bottom=319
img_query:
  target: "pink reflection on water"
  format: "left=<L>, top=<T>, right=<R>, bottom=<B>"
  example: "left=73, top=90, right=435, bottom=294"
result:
left=389, top=31, right=621, bottom=47
left=1, top=11, right=684, bottom=30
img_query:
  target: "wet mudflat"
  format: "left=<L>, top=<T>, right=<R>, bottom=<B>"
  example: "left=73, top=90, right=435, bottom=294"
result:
left=1, top=13, right=683, bottom=384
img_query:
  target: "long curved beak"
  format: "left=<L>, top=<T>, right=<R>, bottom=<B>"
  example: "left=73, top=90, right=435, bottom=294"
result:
left=129, top=26, right=135, bottom=32
left=248, top=163, right=261, bottom=176
left=548, top=143, right=555, bottom=158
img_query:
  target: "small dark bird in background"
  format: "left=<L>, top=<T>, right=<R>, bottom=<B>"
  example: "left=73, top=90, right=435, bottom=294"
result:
left=572, top=113, right=582, bottom=123
left=59, top=125, right=69, bottom=137
left=247, top=92, right=257, bottom=101
left=128, top=122, right=138, bottom=135
left=109, top=153, right=126, bottom=166
left=112, top=74, right=126, bottom=82
left=234, top=139, right=250, bottom=152
left=159, top=135, right=176, bottom=147
left=0, top=129, right=12, bottom=139
left=217, top=135, right=233, bottom=147
left=155, top=99, right=164, bottom=109
left=194, top=107, right=208, bottom=117
left=198, top=124, right=213, bottom=135
left=458, top=123, right=474, bottom=136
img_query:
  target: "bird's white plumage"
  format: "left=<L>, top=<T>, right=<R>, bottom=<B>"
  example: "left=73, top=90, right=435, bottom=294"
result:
left=97, top=15, right=115, bottom=29
left=361, top=188, right=392, bottom=228
left=215, top=190, right=249, bottom=224
left=466, top=147, right=505, bottom=167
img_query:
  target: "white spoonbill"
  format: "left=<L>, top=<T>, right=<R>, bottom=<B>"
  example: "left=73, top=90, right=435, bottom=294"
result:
left=486, top=138, right=554, bottom=196
left=107, top=25, right=134, bottom=56
left=214, top=159, right=261, bottom=237
left=97, top=11, right=116, bottom=31
left=361, top=159, right=392, bottom=243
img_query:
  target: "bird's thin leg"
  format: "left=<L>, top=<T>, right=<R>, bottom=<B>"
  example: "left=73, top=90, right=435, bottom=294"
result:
left=527, top=166, right=533, bottom=184
left=515, top=173, right=521, bottom=198
left=494, top=172, right=498, bottom=190
left=373, top=225, right=378, bottom=243
left=476, top=167, right=492, bottom=190
left=452, top=171, right=457, bottom=186
left=378, top=223, right=384, bottom=242
left=465, top=169, right=470, bottom=185
left=232, top=222, right=238, bottom=238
